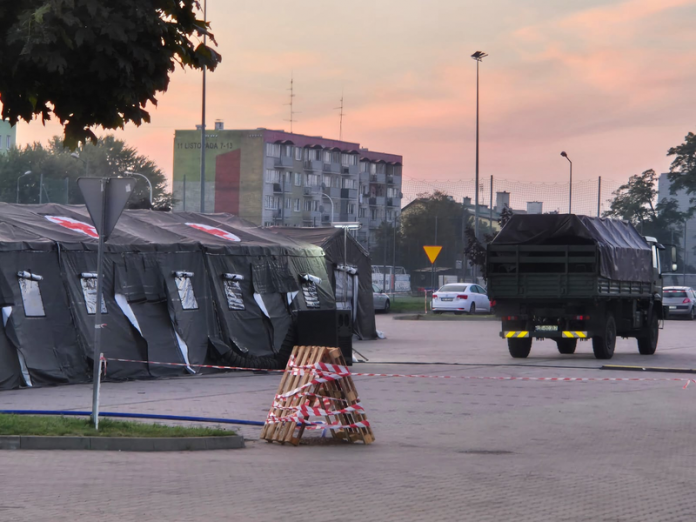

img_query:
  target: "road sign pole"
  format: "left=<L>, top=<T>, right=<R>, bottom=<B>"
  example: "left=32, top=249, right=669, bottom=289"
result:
left=91, top=178, right=108, bottom=429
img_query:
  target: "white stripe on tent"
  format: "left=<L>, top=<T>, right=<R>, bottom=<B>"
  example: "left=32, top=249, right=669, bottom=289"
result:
left=2, top=306, right=32, bottom=387
left=254, top=293, right=271, bottom=318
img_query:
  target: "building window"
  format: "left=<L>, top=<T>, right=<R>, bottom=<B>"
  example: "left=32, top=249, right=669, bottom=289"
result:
left=306, top=149, right=318, bottom=161
left=304, top=200, right=312, bottom=211
left=323, top=150, right=331, bottom=163
left=174, top=271, right=198, bottom=310
left=265, top=169, right=280, bottom=183
left=294, top=147, right=302, bottom=161
left=359, top=207, right=367, bottom=218
left=313, top=200, right=319, bottom=211
left=332, top=177, right=341, bottom=188
left=78, top=272, right=107, bottom=316
left=294, top=172, right=302, bottom=186
left=348, top=203, right=356, bottom=214
left=306, top=174, right=320, bottom=187
left=343, top=178, right=357, bottom=190
left=266, top=143, right=281, bottom=157
left=265, top=195, right=281, bottom=209
left=369, top=163, right=376, bottom=174
left=341, top=154, right=357, bottom=167
left=17, top=271, right=46, bottom=317
left=282, top=145, right=293, bottom=157
left=322, top=175, right=331, bottom=187
left=371, top=208, right=380, bottom=219
left=222, top=274, right=245, bottom=311
left=387, top=187, right=399, bottom=198
left=264, top=222, right=274, bottom=227
left=293, top=199, right=300, bottom=212
left=386, top=210, right=394, bottom=221
left=285, top=198, right=291, bottom=209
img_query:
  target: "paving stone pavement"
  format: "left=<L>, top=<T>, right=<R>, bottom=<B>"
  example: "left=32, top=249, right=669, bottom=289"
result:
left=2, top=317, right=696, bottom=521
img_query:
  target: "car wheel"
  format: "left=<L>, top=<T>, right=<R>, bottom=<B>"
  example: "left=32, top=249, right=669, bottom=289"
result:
left=691, top=307, right=696, bottom=321
left=592, top=314, right=616, bottom=360
left=383, top=299, right=390, bottom=314
left=508, top=338, right=532, bottom=358
left=469, top=302, right=476, bottom=315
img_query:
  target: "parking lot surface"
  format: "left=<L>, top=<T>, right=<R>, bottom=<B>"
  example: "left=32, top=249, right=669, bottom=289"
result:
left=2, top=316, right=696, bottom=521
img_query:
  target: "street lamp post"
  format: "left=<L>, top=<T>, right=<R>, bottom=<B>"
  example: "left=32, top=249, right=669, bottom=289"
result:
left=321, top=193, right=335, bottom=225
left=124, top=171, right=153, bottom=208
left=333, top=222, right=361, bottom=309
left=71, top=152, right=89, bottom=176
left=471, top=51, right=488, bottom=243
left=16, top=171, right=31, bottom=203
left=199, top=0, right=208, bottom=213
left=561, top=151, right=573, bottom=213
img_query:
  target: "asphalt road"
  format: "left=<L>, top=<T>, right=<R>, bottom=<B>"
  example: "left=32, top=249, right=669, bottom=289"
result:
left=1, top=315, right=696, bottom=521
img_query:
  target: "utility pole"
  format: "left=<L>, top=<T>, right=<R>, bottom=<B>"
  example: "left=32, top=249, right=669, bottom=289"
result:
left=285, top=73, right=298, bottom=133
left=471, top=51, right=488, bottom=243
left=597, top=176, right=601, bottom=217
left=335, top=92, right=345, bottom=141
left=199, top=0, right=208, bottom=213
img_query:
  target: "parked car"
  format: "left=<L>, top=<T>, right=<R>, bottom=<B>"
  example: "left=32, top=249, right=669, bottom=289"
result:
left=373, top=284, right=390, bottom=313
left=431, top=283, right=491, bottom=315
left=664, top=286, right=696, bottom=319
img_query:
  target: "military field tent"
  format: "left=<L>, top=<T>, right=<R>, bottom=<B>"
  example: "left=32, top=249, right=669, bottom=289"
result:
left=0, top=203, right=335, bottom=390
left=267, top=227, right=377, bottom=340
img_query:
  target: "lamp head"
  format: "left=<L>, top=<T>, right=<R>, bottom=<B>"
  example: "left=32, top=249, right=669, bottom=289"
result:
left=71, top=152, right=80, bottom=159
left=560, top=151, right=567, bottom=158
left=24, top=170, right=31, bottom=175
left=471, top=51, right=488, bottom=61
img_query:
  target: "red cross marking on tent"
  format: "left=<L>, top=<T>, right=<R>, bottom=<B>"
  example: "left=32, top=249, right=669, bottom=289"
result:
left=185, top=223, right=241, bottom=242
left=44, top=216, right=98, bottom=238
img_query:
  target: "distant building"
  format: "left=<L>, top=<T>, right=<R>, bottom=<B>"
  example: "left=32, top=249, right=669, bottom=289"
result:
left=172, top=126, right=402, bottom=249
left=0, top=120, right=16, bottom=154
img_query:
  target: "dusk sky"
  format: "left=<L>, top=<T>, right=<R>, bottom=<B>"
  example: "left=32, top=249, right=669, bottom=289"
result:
left=15, top=0, right=696, bottom=189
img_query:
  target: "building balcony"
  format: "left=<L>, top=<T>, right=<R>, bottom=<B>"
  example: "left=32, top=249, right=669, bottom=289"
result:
left=322, top=162, right=341, bottom=174
left=275, top=156, right=294, bottom=168
left=323, top=186, right=341, bottom=199
left=369, top=219, right=382, bottom=229
left=359, top=171, right=370, bottom=183
left=302, top=210, right=321, bottom=220
left=304, top=160, right=323, bottom=172
left=339, top=213, right=357, bottom=222
left=272, top=182, right=293, bottom=193
left=272, top=209, right=282, bottom=218
left=370, top=173, right=386, bottom=184
left=340, top=188, right=358, bottom=200
left=369, top=196, right=386, bottom=206
left=387, top=174, right=402, bottom=186
left=358, top=217, right=370, bottom=229
left=321, top=214, right=332, bottom=224
left=341, top=164, right=360, bottom=176
left=386, top=197, right=402, bottom=208
left=303, top=185, right=321, bottom=197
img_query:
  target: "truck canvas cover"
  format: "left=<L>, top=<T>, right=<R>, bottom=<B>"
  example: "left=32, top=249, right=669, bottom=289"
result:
left=491, top=214, right=652, bottom=283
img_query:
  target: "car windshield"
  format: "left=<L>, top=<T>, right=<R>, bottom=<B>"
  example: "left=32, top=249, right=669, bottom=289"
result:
left=665, top=290, right=688, bottom=298
left=372, top=284, right=380, bottom=293
left=438, top=285, right=468, bottom=293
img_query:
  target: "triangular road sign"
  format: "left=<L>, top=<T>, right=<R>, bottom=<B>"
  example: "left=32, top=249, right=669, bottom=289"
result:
left=423, top=245, right=442, bottom=264
left=78, top=177, right=135, bottom=242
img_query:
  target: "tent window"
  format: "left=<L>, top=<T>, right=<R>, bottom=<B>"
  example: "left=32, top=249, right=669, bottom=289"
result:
left=17, top=271, right=45, bottom=317
left=222, top=274, right=245, bottom=311
left=174, top=271, right=198, bottom=310
left=79, top=273, right=107, bottom=315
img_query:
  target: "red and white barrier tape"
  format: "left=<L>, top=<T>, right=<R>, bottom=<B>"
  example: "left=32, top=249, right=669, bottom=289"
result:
left=103, top=357, right=696, bottom=385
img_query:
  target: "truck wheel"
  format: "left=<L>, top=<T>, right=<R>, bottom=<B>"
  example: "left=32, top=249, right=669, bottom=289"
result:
left=508, top=338, right=532, bottom=358
left=556, top=338, right=577, bottom=354
left=592, top=315, right=616, bottom=360
left=637, top=313, right=658, bottom=355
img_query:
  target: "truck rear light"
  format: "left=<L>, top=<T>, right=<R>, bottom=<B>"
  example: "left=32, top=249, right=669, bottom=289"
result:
left=456, top=295, right=468, bottom=300
left=503, top=315, right=518, bottom=321
left=574, top=315, right=590, bottom=320
left=684, top=298, right=691, bottom=304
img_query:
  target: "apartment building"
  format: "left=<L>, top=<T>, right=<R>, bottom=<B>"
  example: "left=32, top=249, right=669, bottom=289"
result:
left=0, top=120, right=16, bottom=155
left=172, top=126, right=403, bottom=248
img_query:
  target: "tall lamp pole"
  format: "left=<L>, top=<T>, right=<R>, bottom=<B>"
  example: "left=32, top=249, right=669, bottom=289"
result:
left=199, top=0, right=208, bottom=213
left=471, top=51, right=488, bottom=243
left=16, top=170, right=31, bottom=204
left=321, top=193, right=335, bottom=225
left=561, top=151, right=572, bottom=214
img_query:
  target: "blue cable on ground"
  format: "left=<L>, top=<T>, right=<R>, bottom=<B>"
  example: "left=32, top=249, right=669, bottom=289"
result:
left=0, top=410, right=265, bottom=427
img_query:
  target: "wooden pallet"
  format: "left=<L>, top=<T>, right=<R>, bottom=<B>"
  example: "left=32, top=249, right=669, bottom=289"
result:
left=261, top=345, right=374, bottom=446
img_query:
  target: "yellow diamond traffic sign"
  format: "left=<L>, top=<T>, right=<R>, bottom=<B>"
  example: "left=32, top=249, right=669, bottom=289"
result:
left=423, top=245, right=442, bottom=264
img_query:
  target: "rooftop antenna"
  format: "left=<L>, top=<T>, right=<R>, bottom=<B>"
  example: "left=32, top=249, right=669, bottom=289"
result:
left=284, top=73, right=299, bottom=133
left=334, top=91, right=345, bottom=140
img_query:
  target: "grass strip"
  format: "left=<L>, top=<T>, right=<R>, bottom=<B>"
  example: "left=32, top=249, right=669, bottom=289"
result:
left=0, top=414, right=236, bottom=438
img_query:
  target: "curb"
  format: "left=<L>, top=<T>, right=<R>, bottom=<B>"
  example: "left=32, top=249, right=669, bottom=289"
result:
left=0, top=435, right=245, bottom=451
left=394, top=314, right=498, bottom=321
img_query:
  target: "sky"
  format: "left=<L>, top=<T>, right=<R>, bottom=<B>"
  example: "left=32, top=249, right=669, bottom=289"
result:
left=14, top=0, right=696, bottom=189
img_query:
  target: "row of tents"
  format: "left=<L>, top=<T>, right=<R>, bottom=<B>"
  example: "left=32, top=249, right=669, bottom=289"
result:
left=0, top=203, right=377, bottom=391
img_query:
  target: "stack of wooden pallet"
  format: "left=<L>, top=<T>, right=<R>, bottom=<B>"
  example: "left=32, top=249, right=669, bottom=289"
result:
left=261, top=345, right=374, bottom=446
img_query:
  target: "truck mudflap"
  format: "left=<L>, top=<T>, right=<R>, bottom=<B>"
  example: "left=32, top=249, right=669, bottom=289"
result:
left=501, top=330, right=589, bottom=339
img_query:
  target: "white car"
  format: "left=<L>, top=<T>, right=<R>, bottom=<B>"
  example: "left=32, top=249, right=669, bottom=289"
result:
left=431, top=283, right=491, bottom=315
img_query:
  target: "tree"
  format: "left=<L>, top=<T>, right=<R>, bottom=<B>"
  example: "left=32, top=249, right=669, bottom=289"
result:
left=498, top=205, right=514, bottom=229
left=0, top=1, right=221, bottom=147
left=0, top=135, right=171, bottom=209
left=667, top=131, right=696, bottom=197
left=603, top=168, right=687, bottom=247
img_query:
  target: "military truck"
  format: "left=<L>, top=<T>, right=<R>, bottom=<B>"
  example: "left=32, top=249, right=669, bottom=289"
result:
left=486, top=214, right=673, bottom=360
